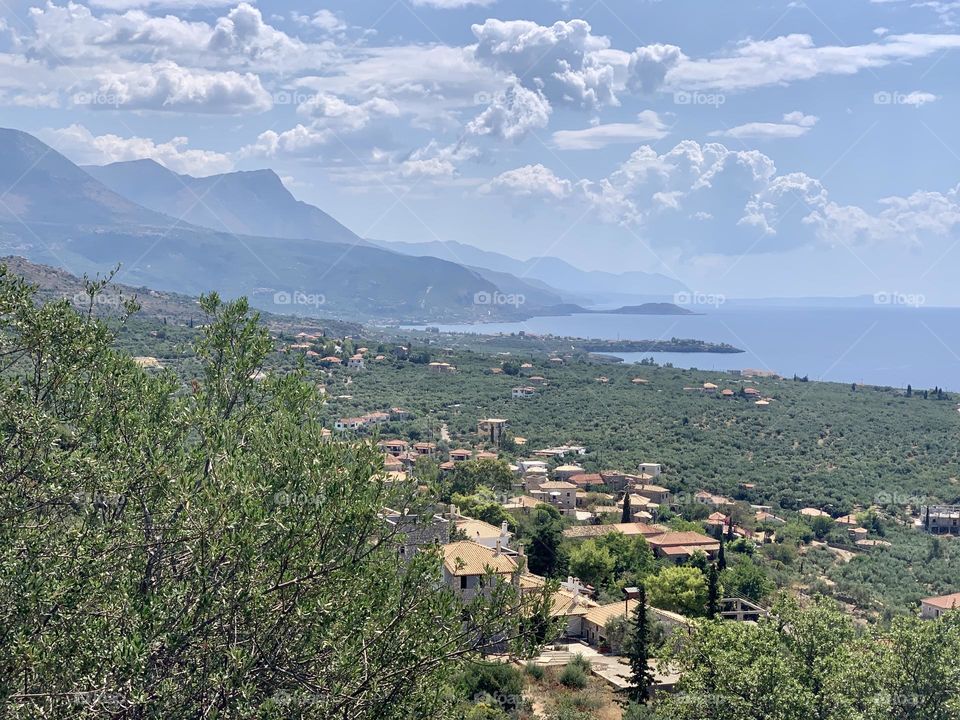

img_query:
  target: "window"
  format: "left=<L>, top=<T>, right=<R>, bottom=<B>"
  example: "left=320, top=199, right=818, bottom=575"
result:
left=460, top=576, right=468, bottom=590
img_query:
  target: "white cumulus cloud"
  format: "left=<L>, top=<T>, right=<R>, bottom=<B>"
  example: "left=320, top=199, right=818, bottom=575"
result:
left=77, top=61, right=272, bottom=113
left=465, top=81, right=552, bottom=141
left=472, top=18, right=617, bottom=110
left=37, top=123, right=234, bottom=175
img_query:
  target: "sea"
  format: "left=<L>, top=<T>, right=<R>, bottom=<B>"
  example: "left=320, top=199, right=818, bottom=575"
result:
left=414, top=305, right=960, bottom=391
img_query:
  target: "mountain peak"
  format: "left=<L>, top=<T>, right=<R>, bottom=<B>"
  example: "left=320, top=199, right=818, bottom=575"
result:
left=0, top=128, right=169, bottom=227
left=84, top=157, right=359, bottom=244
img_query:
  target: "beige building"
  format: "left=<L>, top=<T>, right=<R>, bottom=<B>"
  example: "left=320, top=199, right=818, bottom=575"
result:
left=578, top=599, right=689, bottom=648
left=923, top=505, right=960, bottom=535
left=442, top=541, right=518, bottom=602
left=531, top=481, right=577, bottom=514
left=647, top=531, right=721, bottom=562
left=478, top=418, right=508, bottom=445
left=921, top=592, right=960, bottom=619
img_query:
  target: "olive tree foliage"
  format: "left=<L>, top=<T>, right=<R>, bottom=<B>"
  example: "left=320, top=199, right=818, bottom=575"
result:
left=658, top=597, right=960, bottom=720
left=0, top=269, right=549, bottom=719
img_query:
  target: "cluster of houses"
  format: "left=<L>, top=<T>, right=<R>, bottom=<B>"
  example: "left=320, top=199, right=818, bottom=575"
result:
left=391, top=506, right=694, bottom=649
left=683, top=381, right=773, bottom=407
left=284, top=335, right=389, bottom=370
left=334, top=407, right=411, bottom=432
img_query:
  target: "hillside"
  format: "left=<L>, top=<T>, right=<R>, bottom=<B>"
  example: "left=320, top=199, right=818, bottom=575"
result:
left=1, top=255, right=362, bottom=336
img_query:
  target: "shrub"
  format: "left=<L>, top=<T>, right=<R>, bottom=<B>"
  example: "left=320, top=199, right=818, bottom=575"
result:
left=524, top=662, right=545, bottom=680
left=559, top=662, right=588, bottom=689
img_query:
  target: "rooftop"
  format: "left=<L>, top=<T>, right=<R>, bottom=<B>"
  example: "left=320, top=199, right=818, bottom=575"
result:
left=922, top=592, right=960, bottom=610
left=442, top=541, right=517, bottom=577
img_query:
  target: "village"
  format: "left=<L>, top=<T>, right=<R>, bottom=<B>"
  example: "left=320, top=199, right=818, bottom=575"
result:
left=283, top=338, right=960, bottom=697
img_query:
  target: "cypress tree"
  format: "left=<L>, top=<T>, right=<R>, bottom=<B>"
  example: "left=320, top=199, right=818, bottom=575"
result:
left=718, top=536, right=727, bottom=571
left=622, top=491, right=632, bottom=523
left=627, top=586, right=654, bottom=705
left=707, top=564, right=720, bottom=619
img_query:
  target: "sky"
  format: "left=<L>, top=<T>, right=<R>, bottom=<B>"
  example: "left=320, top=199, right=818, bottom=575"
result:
left=2, top=0, right=960, bottom=303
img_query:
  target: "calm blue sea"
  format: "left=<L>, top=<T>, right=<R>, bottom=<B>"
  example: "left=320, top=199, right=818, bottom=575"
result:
left=416, top=305, right=960, bottom=391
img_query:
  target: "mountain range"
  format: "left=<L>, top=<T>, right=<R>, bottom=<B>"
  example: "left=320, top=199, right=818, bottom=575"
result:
left=0, top=126, right=687, bottom=322
left=370, top=239, right=686, bottom=303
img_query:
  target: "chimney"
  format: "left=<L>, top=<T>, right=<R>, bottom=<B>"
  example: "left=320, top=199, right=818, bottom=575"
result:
left=494, top=539, right=501, bottom=556
left=501, top=520, right=509, bottom=535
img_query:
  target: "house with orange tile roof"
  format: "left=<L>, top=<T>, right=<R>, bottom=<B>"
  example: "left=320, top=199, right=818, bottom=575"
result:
left=347, top=354, right=365, bottom=370
left=562, top=522, right=668, bottom=541
left=567, top=472, right=603, bottom=489
left=379, top=439, right=409, bottom=457
left=578, top=598, right=690, bottom=649
left=647, top=531, right=721, bottom=562
left=412, top=442, right=437, bottom=457
left=442, top=541, right=519, bottom=601
left=921, top=592, right=960, bottom=619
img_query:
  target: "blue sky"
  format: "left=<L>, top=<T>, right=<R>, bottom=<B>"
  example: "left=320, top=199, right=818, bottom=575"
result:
left=2, top=0, right=960, bottom=302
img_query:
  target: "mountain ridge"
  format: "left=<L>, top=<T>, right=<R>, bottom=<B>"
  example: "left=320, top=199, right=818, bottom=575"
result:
left=0, top=128, right=534, bottom=322
left=371, top=238, right=689, bottom=304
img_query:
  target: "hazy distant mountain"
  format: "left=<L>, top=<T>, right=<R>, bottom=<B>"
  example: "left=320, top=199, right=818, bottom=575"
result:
left=0, top=129, right=168, bottom=227
left=0, top=128, right=541, bottom=322
left=372, top=239, right=688, bottom=303
left=84, top=160, right=361, bottom=245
